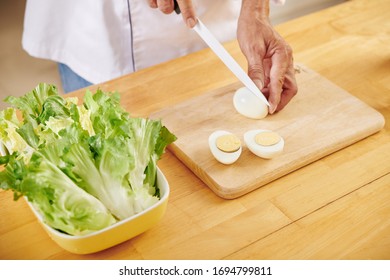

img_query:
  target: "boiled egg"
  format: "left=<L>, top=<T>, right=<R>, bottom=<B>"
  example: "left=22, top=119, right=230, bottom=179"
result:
left=233, top=87, right=268, bottom=119
left=244, top=129, right=284, bottom=159
left=209, top=130, right=242, bottom=164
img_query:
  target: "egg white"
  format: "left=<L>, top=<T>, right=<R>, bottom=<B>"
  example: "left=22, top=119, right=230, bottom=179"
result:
left=208, top=130, right=242, bottom=164
left=233, top=87, right=268, bottom=119
left=244, top=129, right=284, bottom=159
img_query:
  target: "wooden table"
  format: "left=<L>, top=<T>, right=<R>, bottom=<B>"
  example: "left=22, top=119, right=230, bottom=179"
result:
left=1, top=0, right=389, bottom=259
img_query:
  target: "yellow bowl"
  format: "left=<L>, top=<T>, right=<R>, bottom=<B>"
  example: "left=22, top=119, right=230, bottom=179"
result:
left=27, top=167, right=169, bottom=254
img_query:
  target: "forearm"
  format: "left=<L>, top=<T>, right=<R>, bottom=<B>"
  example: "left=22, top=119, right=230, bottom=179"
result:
left=240, top=0, right=270, bottom=19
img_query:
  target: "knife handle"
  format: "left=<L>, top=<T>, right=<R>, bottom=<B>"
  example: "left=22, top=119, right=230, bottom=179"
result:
left=173, top=0, right=181, bottom=14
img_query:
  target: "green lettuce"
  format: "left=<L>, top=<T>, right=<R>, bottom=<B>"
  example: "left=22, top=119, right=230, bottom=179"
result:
left=0, top=83, right=176, bottom=235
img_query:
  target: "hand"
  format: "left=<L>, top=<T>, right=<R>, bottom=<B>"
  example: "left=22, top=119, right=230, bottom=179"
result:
left=148, top=0, right=197, bottom=28
left=237, top=0, right=297, bottom=114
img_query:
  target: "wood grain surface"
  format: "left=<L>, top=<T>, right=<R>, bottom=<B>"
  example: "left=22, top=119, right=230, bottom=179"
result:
left=1, top=0, right=389, bottom=260
left=151, top=66, right=384, bottom=198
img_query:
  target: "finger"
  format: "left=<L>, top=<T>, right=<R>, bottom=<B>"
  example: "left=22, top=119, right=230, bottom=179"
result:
left=275, top=64, right=298, bottom=112
left=148, top=0, right=158, bottom=8
left=262, top=58, right=272, bottom=90
left=261, top=87, right=270, bottom=99
left=157, top=0, right=174, bottom=14
left=244, top=48, right=266, bottom=90
left=247, top=62, right=265, bottom=93
left=177, top=0, right=197, bottom=28
left=256, top=58, right=271, bottom=99
left=268, top=49, right=290, bottom=114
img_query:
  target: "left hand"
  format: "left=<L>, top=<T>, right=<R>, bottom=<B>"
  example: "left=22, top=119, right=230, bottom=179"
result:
left=237, top=0, right=297, bottom=114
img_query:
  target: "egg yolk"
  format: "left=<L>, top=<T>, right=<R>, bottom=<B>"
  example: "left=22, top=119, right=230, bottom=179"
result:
left=216, top=134, right=241, bottom=153
left=255, top=131, right=281, bottom=146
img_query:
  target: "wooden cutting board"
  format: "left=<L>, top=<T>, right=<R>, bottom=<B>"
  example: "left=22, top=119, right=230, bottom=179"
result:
left=151, top=65, right=385, bottom=199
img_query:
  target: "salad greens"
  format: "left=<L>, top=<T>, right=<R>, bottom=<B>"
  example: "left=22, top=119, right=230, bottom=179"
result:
left=0, top=83, right=176, bottom=235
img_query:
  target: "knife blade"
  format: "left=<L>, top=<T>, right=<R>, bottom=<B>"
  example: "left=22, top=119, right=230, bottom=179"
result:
left=193, top=19, right=269, bottom=106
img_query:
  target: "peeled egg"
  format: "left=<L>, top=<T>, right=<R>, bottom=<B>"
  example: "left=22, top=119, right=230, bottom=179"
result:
left=244, top=129, right=284, bottom=159
left=233, top=87, right=268, bottom=119
left=209, top=130, right=242, bottom=164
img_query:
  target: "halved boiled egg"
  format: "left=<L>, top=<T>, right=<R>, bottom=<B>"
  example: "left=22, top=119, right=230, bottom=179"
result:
left=209, top=130, right=242, bottom=164
left=233, top=87, right=268, bottom=119
left=244, top=129, right=284, bottom=159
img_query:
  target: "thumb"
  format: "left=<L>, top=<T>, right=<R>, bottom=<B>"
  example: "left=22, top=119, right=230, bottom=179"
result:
left=247, top=62, right=265, bottom=93
left=176, top=0, right=197, bottom=28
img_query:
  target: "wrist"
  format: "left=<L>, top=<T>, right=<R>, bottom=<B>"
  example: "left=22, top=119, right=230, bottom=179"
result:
left=240, top=0, right=270, bottom=19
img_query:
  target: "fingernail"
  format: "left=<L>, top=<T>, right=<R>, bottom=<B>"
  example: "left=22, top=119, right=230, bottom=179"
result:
left=186, top=17, right=196, bottom=28
left=269, top=103, right=277, bottom=114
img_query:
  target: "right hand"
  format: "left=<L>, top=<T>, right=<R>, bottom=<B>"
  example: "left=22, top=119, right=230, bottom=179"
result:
left=148, top=0, right=198, bottom=28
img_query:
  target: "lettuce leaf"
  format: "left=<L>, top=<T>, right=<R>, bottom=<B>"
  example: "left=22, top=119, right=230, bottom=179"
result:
left=0, top=83, right=176, bottom=235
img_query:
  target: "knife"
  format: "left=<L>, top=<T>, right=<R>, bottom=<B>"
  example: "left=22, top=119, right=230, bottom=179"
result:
left=173, top=0, right=181, bottom=14
left=172, top=1, right=270, bottom=107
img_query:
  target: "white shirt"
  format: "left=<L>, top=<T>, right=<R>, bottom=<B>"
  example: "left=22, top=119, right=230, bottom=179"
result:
left=22, top=0, right=285, bottom=84
left=22, top=0, right=242, bottom=84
